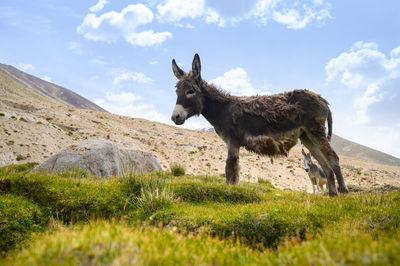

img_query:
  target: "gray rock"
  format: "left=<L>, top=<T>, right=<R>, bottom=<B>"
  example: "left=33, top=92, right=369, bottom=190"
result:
left=33, top=139, right=162, bottom=177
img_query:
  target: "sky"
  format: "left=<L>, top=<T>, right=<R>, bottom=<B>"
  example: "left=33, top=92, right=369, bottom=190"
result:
left=1, top=0, right=400, bottom=158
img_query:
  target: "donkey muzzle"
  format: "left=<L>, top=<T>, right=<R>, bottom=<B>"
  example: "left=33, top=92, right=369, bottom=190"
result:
left=171, top=104, right=187, bottom=125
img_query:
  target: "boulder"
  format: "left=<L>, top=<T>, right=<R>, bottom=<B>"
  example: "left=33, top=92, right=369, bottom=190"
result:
left=33, top=139, right=162, bottom=177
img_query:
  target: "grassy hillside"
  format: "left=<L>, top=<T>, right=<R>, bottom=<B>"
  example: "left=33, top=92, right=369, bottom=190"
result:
left=0, top=163, right=399, bottom=265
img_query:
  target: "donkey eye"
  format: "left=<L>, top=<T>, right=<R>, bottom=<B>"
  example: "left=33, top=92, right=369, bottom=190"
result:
left=186, top=89, right=195, bottom=96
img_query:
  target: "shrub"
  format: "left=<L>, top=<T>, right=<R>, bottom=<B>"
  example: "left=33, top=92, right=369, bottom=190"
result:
left=15, top=155, right=26, bottom=161
left=170, top=163, right=185, bottom=176
left=0, top=113, right=5, bottom=117
left=0, top=194, right=45, bottom=254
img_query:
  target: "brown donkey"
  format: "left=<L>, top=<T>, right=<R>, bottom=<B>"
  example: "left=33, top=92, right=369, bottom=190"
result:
left=171, top=54, right=348, bottom=196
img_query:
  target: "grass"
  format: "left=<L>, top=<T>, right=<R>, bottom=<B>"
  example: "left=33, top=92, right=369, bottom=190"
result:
left=0, top=162, right=399, bottom=264
left=170, top=163, right=185, bottom=176
left=120, top=171, right=175, bottom=217
left=0, top=194, right=45, bottom=256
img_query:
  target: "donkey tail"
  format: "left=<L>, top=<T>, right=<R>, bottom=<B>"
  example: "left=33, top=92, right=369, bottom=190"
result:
left=327, top=108, right=332, bottom=142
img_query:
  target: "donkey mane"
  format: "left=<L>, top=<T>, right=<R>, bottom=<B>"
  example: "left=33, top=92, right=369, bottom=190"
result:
left=199, top=78, right=328, bottom=129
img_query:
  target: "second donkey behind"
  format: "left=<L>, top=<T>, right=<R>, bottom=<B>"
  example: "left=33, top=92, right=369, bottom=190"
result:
left=302, top=149, right=328, bottom=194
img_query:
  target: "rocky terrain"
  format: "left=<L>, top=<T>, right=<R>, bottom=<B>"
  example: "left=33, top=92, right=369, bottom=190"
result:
left=1, top=64, right=399, bottom=193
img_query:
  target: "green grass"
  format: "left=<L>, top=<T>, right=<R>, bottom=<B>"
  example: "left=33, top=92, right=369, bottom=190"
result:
left=170, top=163, right=185, bottom=176
left=0, top=194, right=45, bottom=255
left=0, top=162, right=399, bottom=264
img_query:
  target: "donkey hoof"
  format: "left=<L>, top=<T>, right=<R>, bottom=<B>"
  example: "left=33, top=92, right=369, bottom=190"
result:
left=338, top=186, right=349, bottom=194
left=329, top=190, right=338, bottom=197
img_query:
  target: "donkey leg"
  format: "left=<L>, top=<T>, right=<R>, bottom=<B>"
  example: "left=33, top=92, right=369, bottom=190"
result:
left=319, top=180, right=325, bottom=193
left=300, top=134, right=338, bottom=196
left=225, top=143, right=240, bottom=185
left=315, top=136, right=348, bottom=194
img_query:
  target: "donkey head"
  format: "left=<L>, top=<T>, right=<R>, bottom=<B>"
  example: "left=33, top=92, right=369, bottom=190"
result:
left=171, top=54, right=204, bottom=125
left=302, top=149, right=312, bottom=172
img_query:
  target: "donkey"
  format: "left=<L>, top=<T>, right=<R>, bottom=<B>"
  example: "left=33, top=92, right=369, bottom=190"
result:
left=302, top=149, right=328, bottom=194
left=170, top=54, right=348, bottom=196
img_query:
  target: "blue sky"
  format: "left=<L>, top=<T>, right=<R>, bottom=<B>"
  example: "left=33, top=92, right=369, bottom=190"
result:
left=1, top=0, right=400, bottom=157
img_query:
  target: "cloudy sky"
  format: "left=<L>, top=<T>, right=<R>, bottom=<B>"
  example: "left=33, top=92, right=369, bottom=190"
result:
left=1, top=0, right=400, bottom=157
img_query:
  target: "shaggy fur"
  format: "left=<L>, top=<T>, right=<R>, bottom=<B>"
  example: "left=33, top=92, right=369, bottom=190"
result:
left=171, top=54, right=348, bottom=196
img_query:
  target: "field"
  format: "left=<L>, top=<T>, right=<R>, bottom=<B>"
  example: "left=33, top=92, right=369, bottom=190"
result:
left=1, top=163, right=399, bottom=265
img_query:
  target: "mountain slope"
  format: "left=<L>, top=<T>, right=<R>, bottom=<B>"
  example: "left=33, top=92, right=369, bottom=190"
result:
left=330, top=134, right=400, bottom=166
left=0, top=63, right=106, bottom=112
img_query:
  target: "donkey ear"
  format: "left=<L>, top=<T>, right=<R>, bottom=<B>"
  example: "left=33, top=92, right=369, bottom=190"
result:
left=172, top=59, right=185, bottom=79
left=301, top=149, right=306, bottom=156
left=192, top=53, right=201, bottom=80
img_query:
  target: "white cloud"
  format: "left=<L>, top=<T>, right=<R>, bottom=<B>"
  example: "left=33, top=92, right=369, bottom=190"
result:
left=17, top=63, right=35, bottom=72
left=90, top=57, right=106, bottom=65
left=155, top=0, right=331, bottom=29
left=157, top=0, right=205, bottom=23
left=210, top=67, right=270, bottom=96
left=272, top=4, right=330, bottom=29
left=67, top=41, right=83, bottom=55
left=89, top=0, right=109, bottom=12
left=94, top=91, right=171, bottom=124
left=77, top=4, right=172, bottom=46
left=125, top=30, right=172, bottom=46
left=326, top=41, right=400, bottom=157
left=42, top=75, right=52, bottom=82
left=111, top=69, right=153, bottom=85
left=149, top=61, right=159, bottom=65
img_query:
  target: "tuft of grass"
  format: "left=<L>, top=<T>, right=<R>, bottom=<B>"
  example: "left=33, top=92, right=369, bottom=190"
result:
left=19, top=117, right=27, bottom=122
left=120, top=171, right=174, bottom=217
left=135, top=188, right=174, bottom=217
left=0, top=162, right=38, bottom=175
left=257, top=178, right=275, bottom=189
left=57, top=167, right=92, bottom=179
left=0, top=194, right=45, bottom=255
left=0, top=113, right=5, bottom=117
left=120, top=171, right=168, bottom=198
left=173, top=182, right=262, bottom=203
left=170, top=163, right=185, bottom=176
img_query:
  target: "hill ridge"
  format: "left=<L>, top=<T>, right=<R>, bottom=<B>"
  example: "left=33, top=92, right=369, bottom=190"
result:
left=0, top=63, right=106, bottom=112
